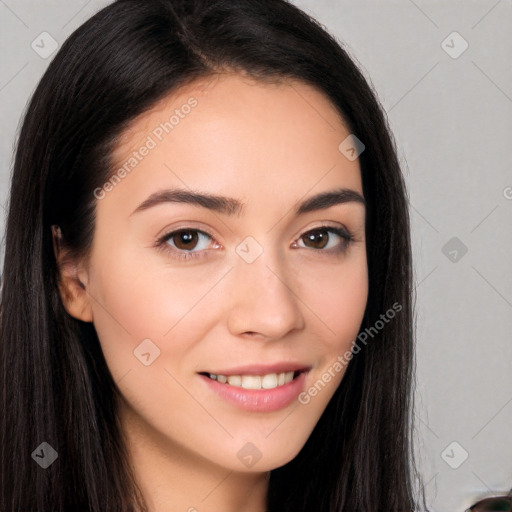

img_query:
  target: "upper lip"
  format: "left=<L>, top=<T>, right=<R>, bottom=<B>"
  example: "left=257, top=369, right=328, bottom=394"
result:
left=199, top=362, right=311, bottom=376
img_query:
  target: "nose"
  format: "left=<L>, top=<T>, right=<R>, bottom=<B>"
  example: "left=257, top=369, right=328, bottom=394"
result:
left=225, top=248, right=306, bottom=341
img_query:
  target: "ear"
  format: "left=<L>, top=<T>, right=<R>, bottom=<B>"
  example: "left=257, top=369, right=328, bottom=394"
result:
left=51, top=225, right=93, bottom=323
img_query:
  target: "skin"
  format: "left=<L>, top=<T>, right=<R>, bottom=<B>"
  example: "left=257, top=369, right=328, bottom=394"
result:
left=54, top=72, right=368, bottom=512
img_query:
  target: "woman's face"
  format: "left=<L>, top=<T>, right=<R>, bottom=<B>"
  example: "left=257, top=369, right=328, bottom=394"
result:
left=63, top=73, right=368, bottom=473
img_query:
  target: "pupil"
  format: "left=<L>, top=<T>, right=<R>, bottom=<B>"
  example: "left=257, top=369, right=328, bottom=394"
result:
left=176, top=231, right=197, bottom=249
left=306, top=230, right=327, bottom=249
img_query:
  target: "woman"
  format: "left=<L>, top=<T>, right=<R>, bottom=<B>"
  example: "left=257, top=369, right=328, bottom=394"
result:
left=0, top=0, right=427, bottom=510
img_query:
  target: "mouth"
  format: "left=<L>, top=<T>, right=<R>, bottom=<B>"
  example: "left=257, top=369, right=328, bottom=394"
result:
left=198, top=369, right=306, bottom=390
left=198, top=366, right=310, bottom=412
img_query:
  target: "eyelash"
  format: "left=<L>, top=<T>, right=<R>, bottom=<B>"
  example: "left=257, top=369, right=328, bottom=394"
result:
left=155, top=225, right=354, bottom=262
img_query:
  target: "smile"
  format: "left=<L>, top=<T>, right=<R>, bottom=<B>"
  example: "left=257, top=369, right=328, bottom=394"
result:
left=203, top=370, right=300, bottom=390
left=198, top=368, right=309, bottom=412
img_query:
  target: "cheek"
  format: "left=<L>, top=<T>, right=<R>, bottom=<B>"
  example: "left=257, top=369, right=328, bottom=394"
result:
left=299, top=250, right=368, bottom=350
left=87, top=246, right=232, bottom=385
left=298, top=251, right=368, bottom=409
left=329, top=266, right=368, bottom=351
left=87, top=257, right=214, bottom=439
left=87, top=253, right=190, bottom=375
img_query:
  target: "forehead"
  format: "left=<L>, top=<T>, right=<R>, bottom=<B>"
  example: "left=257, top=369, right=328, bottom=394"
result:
left=111, top=72, right=354, bottom=159
left=104, top=72, right=363, bottom=217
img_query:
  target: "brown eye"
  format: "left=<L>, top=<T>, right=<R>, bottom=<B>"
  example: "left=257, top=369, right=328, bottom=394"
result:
left=302, top=229, right=329, bottom=249
left=298, top=227, right=352, bottom=252
left=157, top=228, right=217, bottom=261
left=170, top=230, right=200, bottom=251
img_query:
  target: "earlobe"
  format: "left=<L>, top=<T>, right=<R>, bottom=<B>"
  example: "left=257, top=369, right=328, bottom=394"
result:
left=57, top=275, right=93, bottom=323
left=51, top=225, right=93, bottom=323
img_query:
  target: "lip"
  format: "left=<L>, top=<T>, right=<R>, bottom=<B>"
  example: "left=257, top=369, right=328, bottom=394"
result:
left=199, top=362, right=311, bottom=376
left=199, top=370, right=308, bottom=412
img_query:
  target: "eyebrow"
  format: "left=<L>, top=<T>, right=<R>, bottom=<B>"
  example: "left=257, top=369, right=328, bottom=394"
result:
left=129, top=187, right=365, bottom=217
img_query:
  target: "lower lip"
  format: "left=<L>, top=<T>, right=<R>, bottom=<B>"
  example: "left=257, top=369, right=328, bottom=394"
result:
left=199, top=372, right=308, bottom=412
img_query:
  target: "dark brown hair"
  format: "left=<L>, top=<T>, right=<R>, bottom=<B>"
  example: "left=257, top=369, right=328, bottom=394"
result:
left=0, top=0, right=427, bottom=510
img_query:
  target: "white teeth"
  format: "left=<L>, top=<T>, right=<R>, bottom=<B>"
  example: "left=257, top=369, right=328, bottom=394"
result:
left=207, top=371, right=298, bottom=389
left=261, top=373, right=278, bottom=389
left=241, top=375, right=261, bottom=390
left=227, top=375, right=242, bottom=387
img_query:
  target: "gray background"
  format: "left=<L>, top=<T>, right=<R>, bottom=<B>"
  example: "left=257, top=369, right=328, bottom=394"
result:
left=0, top=1, right=511, bottom=510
